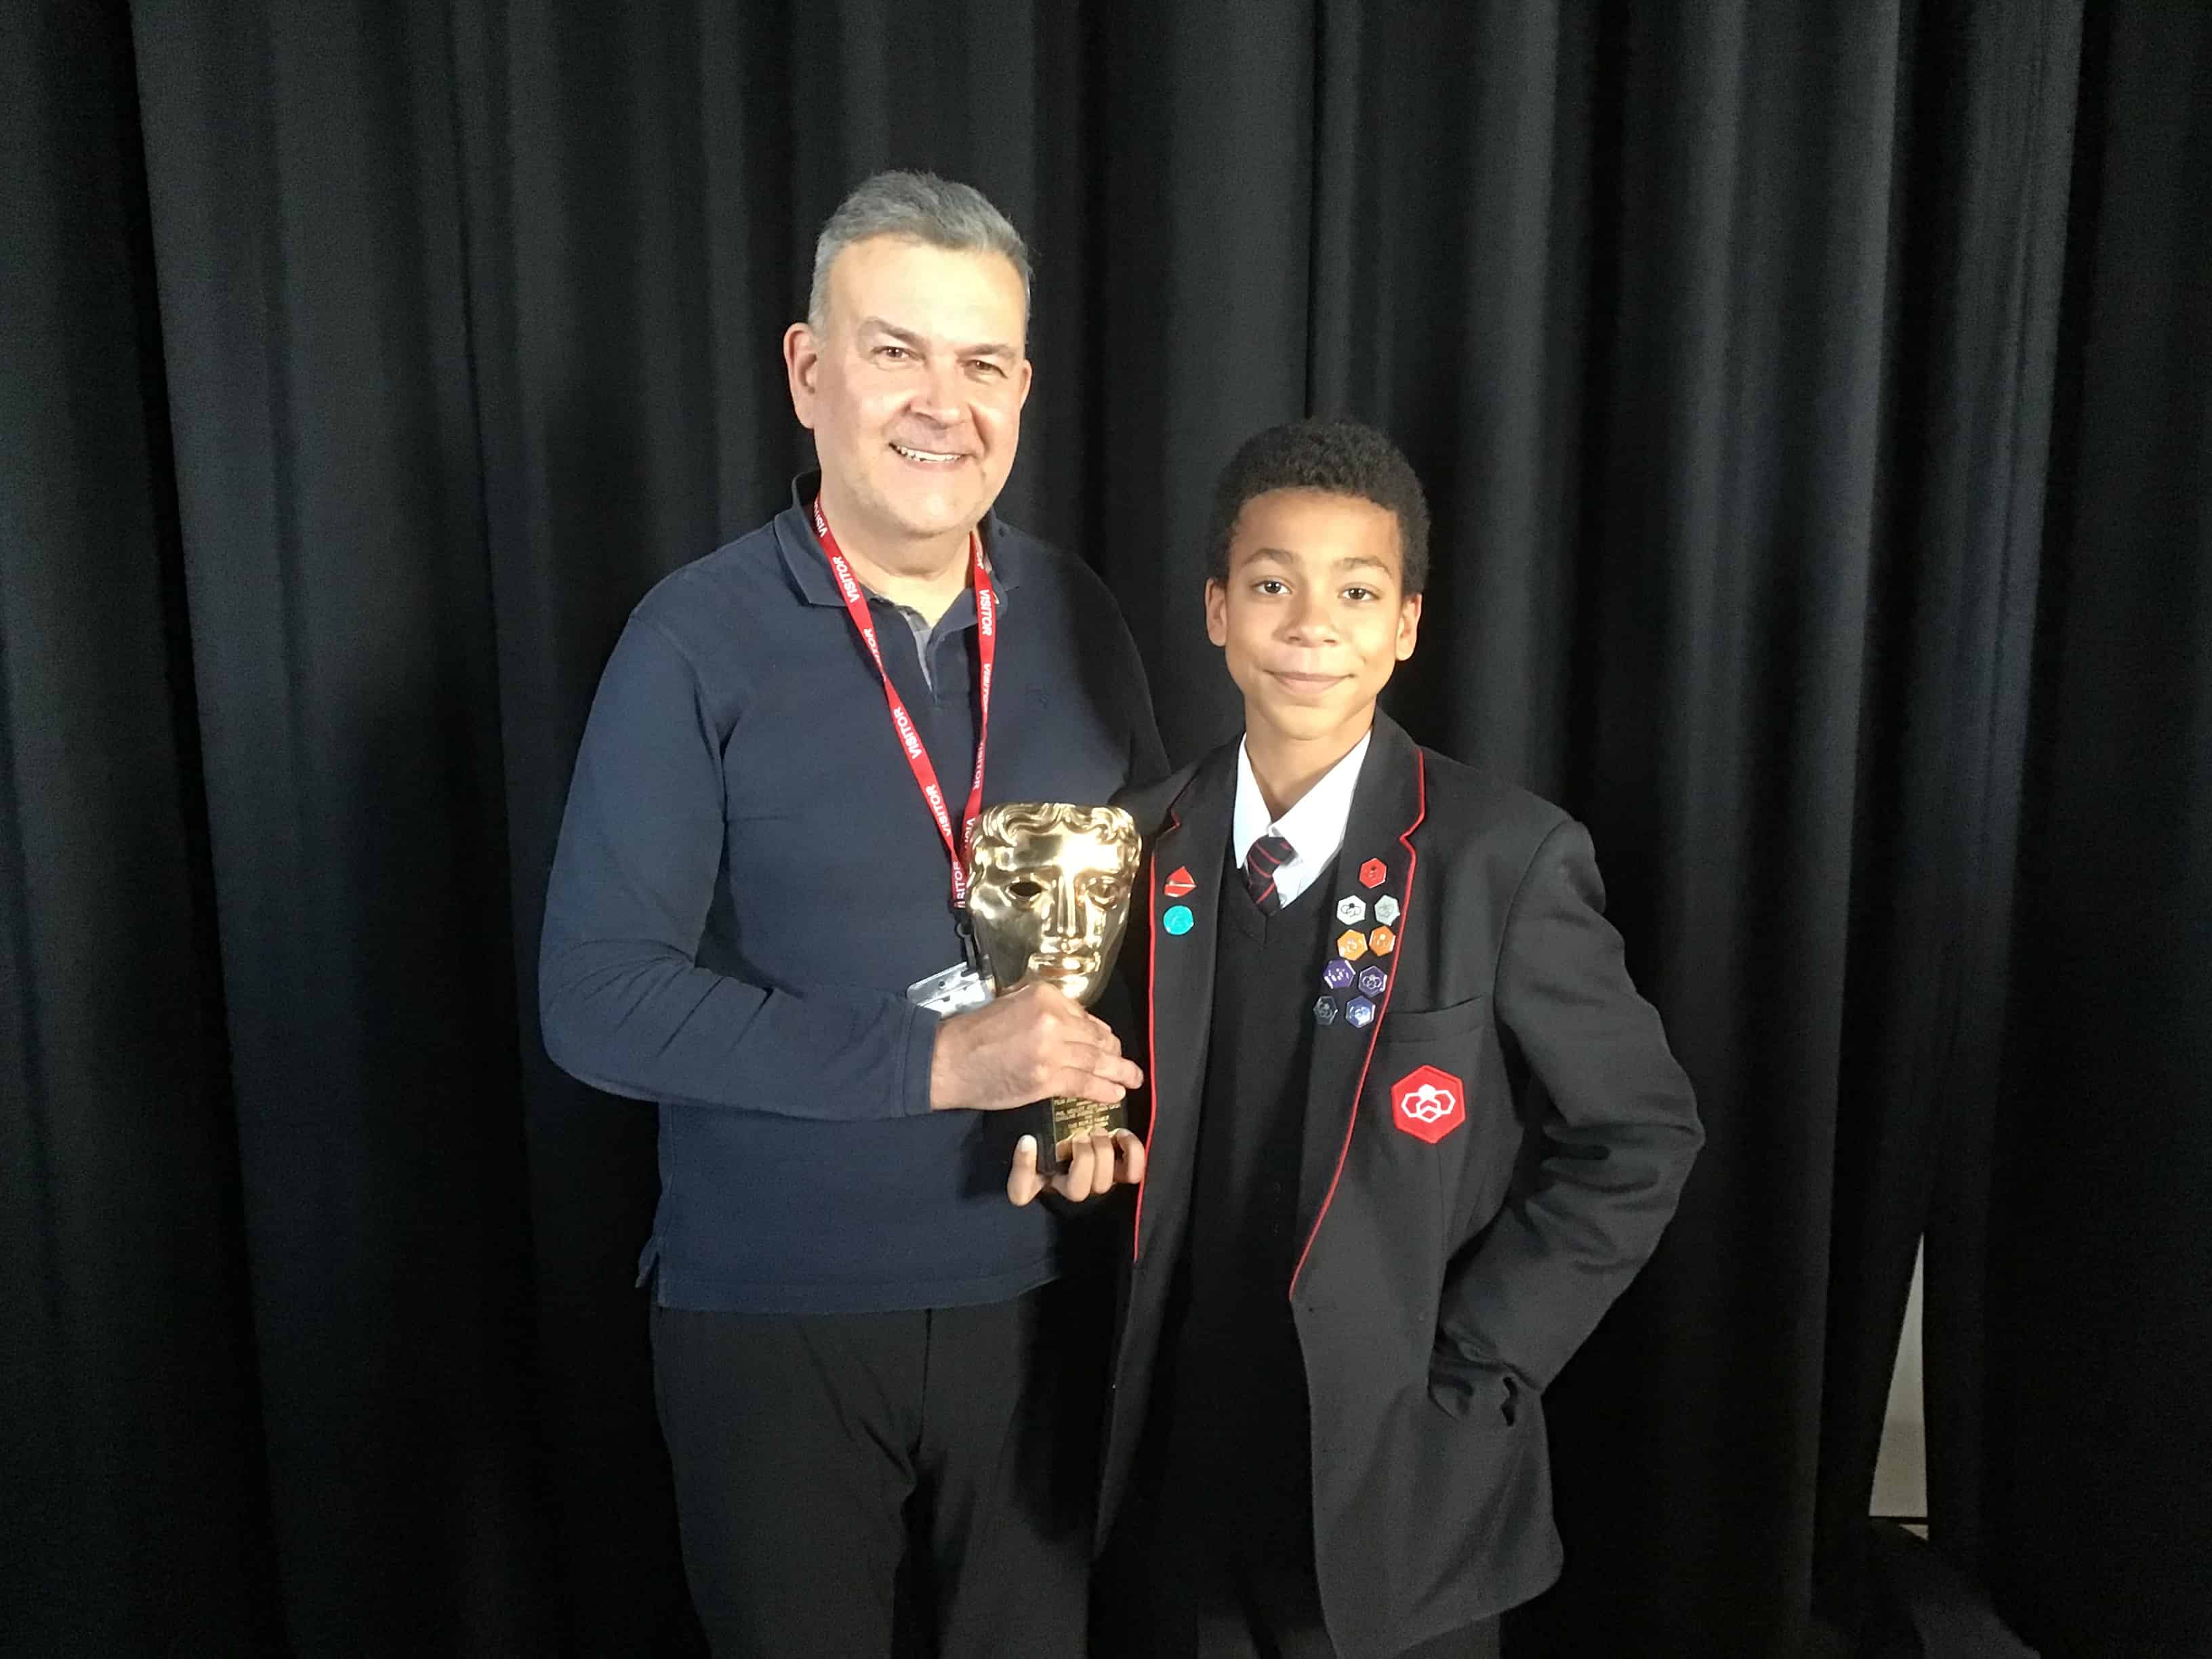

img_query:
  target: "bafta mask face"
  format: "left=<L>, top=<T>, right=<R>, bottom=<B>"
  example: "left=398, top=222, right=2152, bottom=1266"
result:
left=965, top=803, right=1142, bottom=1008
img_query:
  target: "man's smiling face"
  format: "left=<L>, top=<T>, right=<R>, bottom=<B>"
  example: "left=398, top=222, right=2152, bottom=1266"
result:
left=786, top=234, right=1031, bottom=553
left=1206, top=487, right=1422, bottom=746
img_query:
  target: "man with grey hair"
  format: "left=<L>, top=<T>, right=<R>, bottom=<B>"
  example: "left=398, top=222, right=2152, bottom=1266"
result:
left=541, top=171, right=1163, bottom=1656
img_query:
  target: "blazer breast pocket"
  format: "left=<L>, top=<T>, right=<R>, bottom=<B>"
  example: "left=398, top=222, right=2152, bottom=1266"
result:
left=1378, top=993, right=1490, bottom=1045
left=1369, top=996, right=1496, bottom=1150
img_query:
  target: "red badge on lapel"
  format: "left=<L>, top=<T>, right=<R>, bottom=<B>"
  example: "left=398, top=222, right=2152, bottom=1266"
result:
left=1390, top=1065, right=1465, bottom=1144
left=1359, top=857, right=1387, bottom=888
left=1163, top=866, right=1195, bottom=898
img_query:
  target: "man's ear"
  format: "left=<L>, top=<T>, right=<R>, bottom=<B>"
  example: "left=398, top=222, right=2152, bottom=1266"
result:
left=1204, top=578, right=1229, bottom=647
left=1395, top=592, right=1423, bottom=661
left=783, top=322, right=819, bottom=429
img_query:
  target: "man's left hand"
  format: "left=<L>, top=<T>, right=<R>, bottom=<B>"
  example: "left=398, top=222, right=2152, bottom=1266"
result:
left=1006, top=1128, right=1146, bottom=1206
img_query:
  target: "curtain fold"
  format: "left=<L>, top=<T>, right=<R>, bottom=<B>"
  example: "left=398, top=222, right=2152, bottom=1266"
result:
left=1, top=2, right=276, bottom=1651
left=125, top=1, right=550, bottom=1647
left=6, top=3, right=2204, bottom=1654
left=1959, top=5, right=2212, bottom=1653
left=1816, top=0, right=2079, bottom=1640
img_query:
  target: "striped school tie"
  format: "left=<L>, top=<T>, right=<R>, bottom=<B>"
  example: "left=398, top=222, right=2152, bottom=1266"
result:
left=1242, top=832, right=1297, bottom=914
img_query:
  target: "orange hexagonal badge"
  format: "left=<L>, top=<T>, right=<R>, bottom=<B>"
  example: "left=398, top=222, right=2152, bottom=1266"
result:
left=1390, top=1065, right=1465, bottom=1143
left=1368, top=925, right=1396, bottom=956
left=1336, top=928, right=1368, bottom=962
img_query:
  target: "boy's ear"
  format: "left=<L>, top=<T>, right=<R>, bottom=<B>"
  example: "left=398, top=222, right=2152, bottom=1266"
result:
left=1204, top=578, right=1229, bottom=647
left=1394, top=592, right=1423, bottom=662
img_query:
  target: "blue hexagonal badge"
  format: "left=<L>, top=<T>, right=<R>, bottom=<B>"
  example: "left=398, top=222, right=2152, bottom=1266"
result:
left=1346, top=996, right=1376, bottom=1029
left=1322, top=958, right=1355, bottom=991
left=1163, top=904, right=1194, bottom=936
left=1357, top=965, right=1389, bottom=999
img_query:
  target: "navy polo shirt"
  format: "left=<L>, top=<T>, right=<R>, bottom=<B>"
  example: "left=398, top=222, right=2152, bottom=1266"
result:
left=540, top=475, right=1166, bottom=1313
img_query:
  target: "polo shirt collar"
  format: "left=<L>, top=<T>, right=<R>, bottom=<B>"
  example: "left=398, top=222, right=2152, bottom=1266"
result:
left=773, top=470, right=1021, bottom=609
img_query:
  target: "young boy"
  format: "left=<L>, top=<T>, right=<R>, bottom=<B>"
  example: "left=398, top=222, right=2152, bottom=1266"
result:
left=1071, top=420, right=1702, bottom=1658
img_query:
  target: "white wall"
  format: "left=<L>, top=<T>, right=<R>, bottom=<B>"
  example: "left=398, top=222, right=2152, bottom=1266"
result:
left=1870, top=1243, right=1927, bottom=1520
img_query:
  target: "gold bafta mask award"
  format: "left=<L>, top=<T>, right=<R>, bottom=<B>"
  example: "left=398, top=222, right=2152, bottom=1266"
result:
left=964, top=802, right=1143, bottom=1162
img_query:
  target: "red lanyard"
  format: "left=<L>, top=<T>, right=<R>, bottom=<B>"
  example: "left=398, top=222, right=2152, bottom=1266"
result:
left=811, top=497, right=996, bottom=907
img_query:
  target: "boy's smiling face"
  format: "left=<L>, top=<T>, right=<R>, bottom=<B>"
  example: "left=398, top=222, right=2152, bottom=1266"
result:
left=1206, top=487, right=1423, bottom=747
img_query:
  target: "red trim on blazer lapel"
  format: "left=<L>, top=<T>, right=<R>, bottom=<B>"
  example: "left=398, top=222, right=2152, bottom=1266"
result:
left=1133, top=806, right=1179, bottom=1264
left=1288, top=749, right=1427, bottom=1300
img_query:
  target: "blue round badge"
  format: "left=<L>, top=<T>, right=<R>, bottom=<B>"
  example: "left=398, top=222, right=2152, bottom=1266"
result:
left=1163, top=903, right=1195, bottom=936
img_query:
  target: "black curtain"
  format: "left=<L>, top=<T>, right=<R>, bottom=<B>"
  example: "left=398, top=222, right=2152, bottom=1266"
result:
left=1938, top=5, right=2212, bottom=1656
left=5, top=2, right=2206, bottom=1655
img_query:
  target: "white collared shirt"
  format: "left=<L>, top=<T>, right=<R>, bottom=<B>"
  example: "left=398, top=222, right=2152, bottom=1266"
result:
left=1232, top=730, right=1373, bottom=909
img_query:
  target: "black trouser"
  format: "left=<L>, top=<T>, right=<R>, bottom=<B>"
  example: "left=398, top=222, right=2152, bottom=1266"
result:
left=1100, top=1309, right=1501, bottom=1659
left=651, top=1279, right=1104, bottom=1659
left=1107, top=1448, right=1504, bottom=1659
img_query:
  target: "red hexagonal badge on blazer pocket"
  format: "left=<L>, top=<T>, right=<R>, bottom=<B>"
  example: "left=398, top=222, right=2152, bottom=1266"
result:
left=1390, top=1065, right=1465, bottom=1143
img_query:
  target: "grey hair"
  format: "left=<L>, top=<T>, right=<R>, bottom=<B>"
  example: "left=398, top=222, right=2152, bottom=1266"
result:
left=806, top=170, right=1033, bottom=329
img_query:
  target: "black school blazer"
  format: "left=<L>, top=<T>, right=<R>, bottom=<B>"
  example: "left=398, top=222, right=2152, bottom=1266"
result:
left=1100, top=714, right=1702, bottom=1659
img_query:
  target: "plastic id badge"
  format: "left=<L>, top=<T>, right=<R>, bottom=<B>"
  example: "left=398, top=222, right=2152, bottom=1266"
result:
left=906, top=961, right=993, bottom=1016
